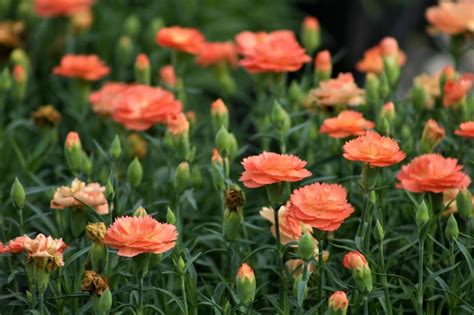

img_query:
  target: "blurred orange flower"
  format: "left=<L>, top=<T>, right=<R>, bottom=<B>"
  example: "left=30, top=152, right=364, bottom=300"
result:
left=51, top=179, right=109, bottom=215
left=53, top=54, right=110, bottom=81
left=35, top=0, right=94, bottom=18
left=239, top=152, right=311, bottom=188
left=303, top=16, right=319, bottom=31
left=104, top=215, right=177, bottom=257
left=443, top=74, right=473, bottom=107
left=159, top=65, right=177, bottom=87
left=413, top=72, right=441, bottom=109
left=343, top=251, right=368, bottom=270
left=422, top=119, right=445, bottom=146
left=112, top=85, right=182, bottom=131
left=328, top=291, right=349, bottom=311
left=260, top=204, right=312, bottom=244
left=397, top=154, right=471, bottom=193
left=238, top=30, right=310, bottom=73
left=343, top=131, right=406, bottom=167
left=211, top=99, right=228, bottom=115
left=166, top=113, right=189, bottom=136
left=356, top=37, right=406, bottom=74
left=308, top=73, right=365, bottom=107
left=426, top=0, right=474, bottom=35
left=455, top=121, right=474, bottom=138
left=196, top=42, right=238, bottom=67
left=320, top=110, right=374, bottom=139
left=3, top=235, right=31, bottom=253
left=156, top=26, right=205, bottom=54
left=289, top=183, right=354, bottom=231
left=89, top=82, right=129, bottom=116
left=65, top=131, right=81, bottom=149
left=315, top=50, right=331, bottom=72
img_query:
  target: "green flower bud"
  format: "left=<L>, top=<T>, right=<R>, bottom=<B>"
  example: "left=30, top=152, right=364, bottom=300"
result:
left=236, top=263, right=256, bottom=305
left=166, top=207, right=176, bottom=224
left=224, top=208, right=242, bottom=241
left=365, top=73, right=380, bottom=106
left=445, top=214, right=459, bottom=240
left=10, top=48, right=30, bottom=72
left=456, top=189, right=473, bottom=220
left=177, top=256, right=186, bottom=275
left=117, top=36, right=133, bottom=65
left=301, top=17, right=320, bottom=55
left=95, top=288, right=112, bottom=315
left=133, top=206, right=147, bottom=217
left=134, top=53, right=151, bottom=85
left=211, top=99, right=229, bottom=131
left=105, top=180, right=114, bottom=198
left=375, top=219, right=384, bottom=241
left=288, top=81, right=305, bottom=109
left=174, top=162, right=191, bottom=192
left=293, top=274, right=308, bottom=304
left=127, top=157, right=143, bottom=187
left=298, top=232, right=315, bottom=260
left=11, top=177, right=26, bottom=208
left=90, top=242, right=106, bottom=272
left=271, top=101, right=291, bottom=134
left=0, top=68, right=12, bottom=92
left=124, top=14, right=141, bottom=38
left=411, top=82, right=427, bottom=111
left=109, top=135, right=122, bottom=160
left=416, top=201, right=430, bottom=228
left=383, top=57, right=400, bottom=88
left=81, top=152, right=92, bottom=176
left=215, top=127, right=238, bottom=160
left=379, top=73, right=390, bottom=100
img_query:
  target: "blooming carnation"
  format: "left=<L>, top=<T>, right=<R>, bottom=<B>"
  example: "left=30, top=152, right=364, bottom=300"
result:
left=156, top=26, right=205, bottom=54
left=35, top=0, right=94, bottom=18
left=455, top=121, right=474, bottom=138
left=426, top=0, right=474, bottom=35
left=89, top=82, right=129, bottom=116
left=320, top=110, right=374, bottom=139
left=196, top=42, right=238, bottom=67
left=307, top=73, right=365, bottom=107
left=53, top=54, right=110, bottom=81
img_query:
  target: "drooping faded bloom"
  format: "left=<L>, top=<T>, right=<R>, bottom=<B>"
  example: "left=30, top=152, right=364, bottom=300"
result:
left=397, top=154, right=471, bottom=193
left=89, top=82, right=129, bottom=116
left=156, top=26, right=205, bottom=54
left=196, top=42, right=238, bottom=67
left=343, top=131, right=406, bottom=167
left=104, top=215, right=177, bottom=257
left=426, top=0, right=474, bottom=35
left=306, top=73, right=365, bottom=107
left=23, top=234, right=67, bottom=268
left=51, top=179, right=109, bottom=215
left=239, top=152, right=311, bottom=188
left=320, top=110, right=374, bottom=139
left=53, top=54, right=110, bottom=81
left=455, top=121, right=474, bottom=138
left=289, top=183, right=354, bottom=231
left=34, top=0, right=94, bottom=18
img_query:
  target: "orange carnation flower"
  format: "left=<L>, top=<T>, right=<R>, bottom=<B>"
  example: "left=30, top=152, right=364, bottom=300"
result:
left=23, top=234, right=66, bottom=268
left=156, top=26, right=205, bottom=54
left=356, top=38, right=406, bottom=74
left=112, top=85, right=182, bottom=131
left=3, top=235, right=31, bottom=253
left=426, top=0, right=474, bottom=35
left=89, top=82, right=129, bottom=116
left=159, top=65, right=177, bottom=87
left=239, top=152, right=311, bottom=188
left=343, top=131, right=406, bottom=167
left=320, top=110, right=374, bottom=139
left=196, top=42, right=238, bottom=67
left=235, top=31, right=271, bottom=55
left=239, top=30, right=310, bottom=73
left=288, top=183, right=354, bottom=231
left=308, top=73, right=365, bottom=107
left=260, top=204, right=312, bottom=244
left=104, top=215, right=177, bottom=257
left=455, top=121, right=474, bottom=138
left=51, top=179, right=109, bottom=215
left=35, top=0, right=94, bottom=18
left=53, top=54, right=109, bottom=81
left=397, top=154, right=471, bottom=193
left=343, top=251, right=368, bottom=270
left=443, top=74, right=473, bottom=107
left=166, top=113, right=189, bottom=136
left=315, top=50, right=331, bottom=72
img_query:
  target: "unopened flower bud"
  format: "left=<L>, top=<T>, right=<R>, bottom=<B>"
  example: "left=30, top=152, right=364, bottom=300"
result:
left=236, top=263, right=256, bottom=305
left=343, top=251, right=372, bottom=292
left=109, top=135, right=122, bottom=160
left=127, top=157, right=143, bottom=187
left=174, top=162, right=191, bottom=192
left=95, top=287, right=112, bottom=314
left=445, top=214, right=459, bottom=240
left=11, top=177, right=26, bottom=208
left=177, top=256, right=186, bottom=275
left=81, top=152, right=92, bottom=176
left=211, top=99, right=229, bottom=131
left=124, top=14, right=141, bottom=38
left=293, top=274, right=308, bottom=303
left=421, top=119, right=445, bottom=153
left=12, top=64, right=26, bottom=101
left=289, top=80, right=305, bottom=108
left=10, top=48, right=30, bottom=71
left=416, top=201, right=430, bottom=228
left=298, top=232, right=315, bottom=260
left=105, top=180, right=114, bottom=198
left=380, top=102, right=395, bottom=122
left=315, top=50, right=332, bottom=82
left=457, top=189, right=473, bottom=220
left=135, top=53, right=150, bottom=85
left=215, top=126, right=238, bottom=159
left=327, top=291, right=349, bottom=315
left=117, top=36, right=133, bottom=65
left=379, top=73, right=390, bottom=100
left=365, top=73, right=380, bottom=106
left=322, top=250, right=330, bottom=263
left=133, top=206, right=147, bottom=217
left=411, top=82, right=427, bottom=111
left=166, top=207, right=176, bottom=224
left=0, top=68, right=12, bottom=92
left=271, top=101, right=291, bottom=134
left=301, top=16, right=320, bottom=54
left=375, top=219, right=384, bottom=241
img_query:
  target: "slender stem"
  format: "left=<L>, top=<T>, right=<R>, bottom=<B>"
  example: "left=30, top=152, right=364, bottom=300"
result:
left=363, top=297, right=369, bottom=315
left=39, top=291, right=45, bottom=315
left=181, top=274, right=189, bottom=315
left=18, top=206, right=25, bottom=235
left=379, top=241, right=392, bottom=315
left=317, top=237, right=325, bottom=315
left=138, top=277, right=144, bottom=315
left=417, top=236, right=425, bottom=315
left=273, top=207, right=289, bottom=314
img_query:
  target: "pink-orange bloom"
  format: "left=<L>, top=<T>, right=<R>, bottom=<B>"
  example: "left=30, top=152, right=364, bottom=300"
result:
left=89, top=82, right=129, bottom=116
left=455, top=121, right=474, bottom=138
left=343, top=131, right=406, bottom=167
left=303, top=16, right=319, bottom=31
left=0, top=242, right=7, bottom=254
left=23, top=234, right=66, bottom=267
left=381, top=102, right=395, bottom=120
left=236, top=263, right=255, bottom=281
left=422, top=119, right=445, bottom=145
left=196, top=42, right=238, bottom=67
left=235, top=31, right=269, bottom=55
left=289, top=183, right=354, bottom=231
left=239, top=30, right=310, bottom=73
left=112, top=85, right=182, bottom=131
left=35, top=0, right=94, bottom=17
left=65, top=131, right=81, bottom=149
left=211, top=99, right=228, bottom=115
left=53, top=54, right=110, bottom=81
left=51, top=179, right=109, bottom=215
left=343, top=251, right=368, bottom=270
left=443, top=74, right=473, bottom=107
left=260, top=204, right=312, bottom=244
left=159, top=65, right=177, bottom=87
left=426, top=0, right=474, bottom=35
left=320, top=110, right=374, bottom=139
left=308, top=73, right=365, bottom=107
left=104, top=215, right=177, bottom=257
left=239, top=152, right=311, bottom=188
left=3, top=235, right=31, bottom=253
left=315, top=50, right=331, bottom=72
left=356, top=38, right=406, bottom=74
left=156, top=26, right=205, bottom=54
left=328, top=291, right=349, bottom=311
left=166, top=113, right=189, bottom=136
left=397, top=154, right=471, bottom=193
left=212, top=148, right=223, bottom=165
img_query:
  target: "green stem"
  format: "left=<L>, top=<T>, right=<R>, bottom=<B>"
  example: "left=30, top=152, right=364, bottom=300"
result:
left=181, top=274, right=189, bottom=315
left=417, top=236, right=425, bottom=315
left=317, top=236, right=325, bottom=315
left=39, top=291, right=45, bottom=315
left=379, top=241, right=392, bottom=315
left=138, top=277, right=144, bottom=315
left=18, top=206, right=25, bottom=235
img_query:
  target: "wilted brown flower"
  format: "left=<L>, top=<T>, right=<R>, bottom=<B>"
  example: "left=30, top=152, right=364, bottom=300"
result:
left=81, top=270, right=109, bottom=296
left=0, top=20, right=24, bottom=48
left=127, top=133, right=148, bottom=159
left=225, top=188, right=244, bottom=212
left=85, top=222, right=107, bottom=244
left=32, top=105, right=61, bottom=128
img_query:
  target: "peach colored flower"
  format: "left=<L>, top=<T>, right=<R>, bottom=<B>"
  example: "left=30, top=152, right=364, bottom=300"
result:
left=315, top=50, right=331, bottom=72
left=159, top=65, right=177, bottom=87
left=89, top=82, right=129, bottom=116
left=53, top=54, right=110, bottom=81
left=35, top=0, right=94, bottom=17
left=234, top=31, right=270, bottom=55
left=23, top=234, right=66, bottom=267
left=343, top=251, right=368, bottom=270
left=112, top=85, right=182, bottom=131
left=51, top=179, right=109, bottom=215
left=320, top=110, right=374, bottom=139
left=308, top=73, right=365, bottom=107
left=65, top=131, right=81, bottom=149
left=356, top=38, right=406, bottom=74
left=443, top=74, right=473, bottom=107
left=239, top=30, right=310, bottom=73
left=135, top=53, right=150, bottom=70
left=413, top=72, right=441, bottom=108
left=426, top=0, right=474, bottom=35
left=166, top=113, right=189, bottom=136
left=289, top=183, right=354, bottom=231
left=260, top=204, right=312, bottom=244
left=211, top=99, right=228, bottom=115
left=328, top=291, right=349, bottom=311
left=303, top=16, right=319, bottom=31
left=343, top=131, right=406, bottom=167
left=237, top=263, right=255, bottom=280
left=239, top=152, right=311, bottom=188
left=104, top=215, right=177, bottom=257
left=422, top=119, right=445, bottom=145
left=397, top=154, right=471, bottom=193
left=4, top=235, right=31, bottom=253
left=156, top=26, right=205, bottom=54
left=212, top=148, right=223, bottom=165
left=196, top=42, right=238, bottom=67
left=455, top=121, right=474, bottom=138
